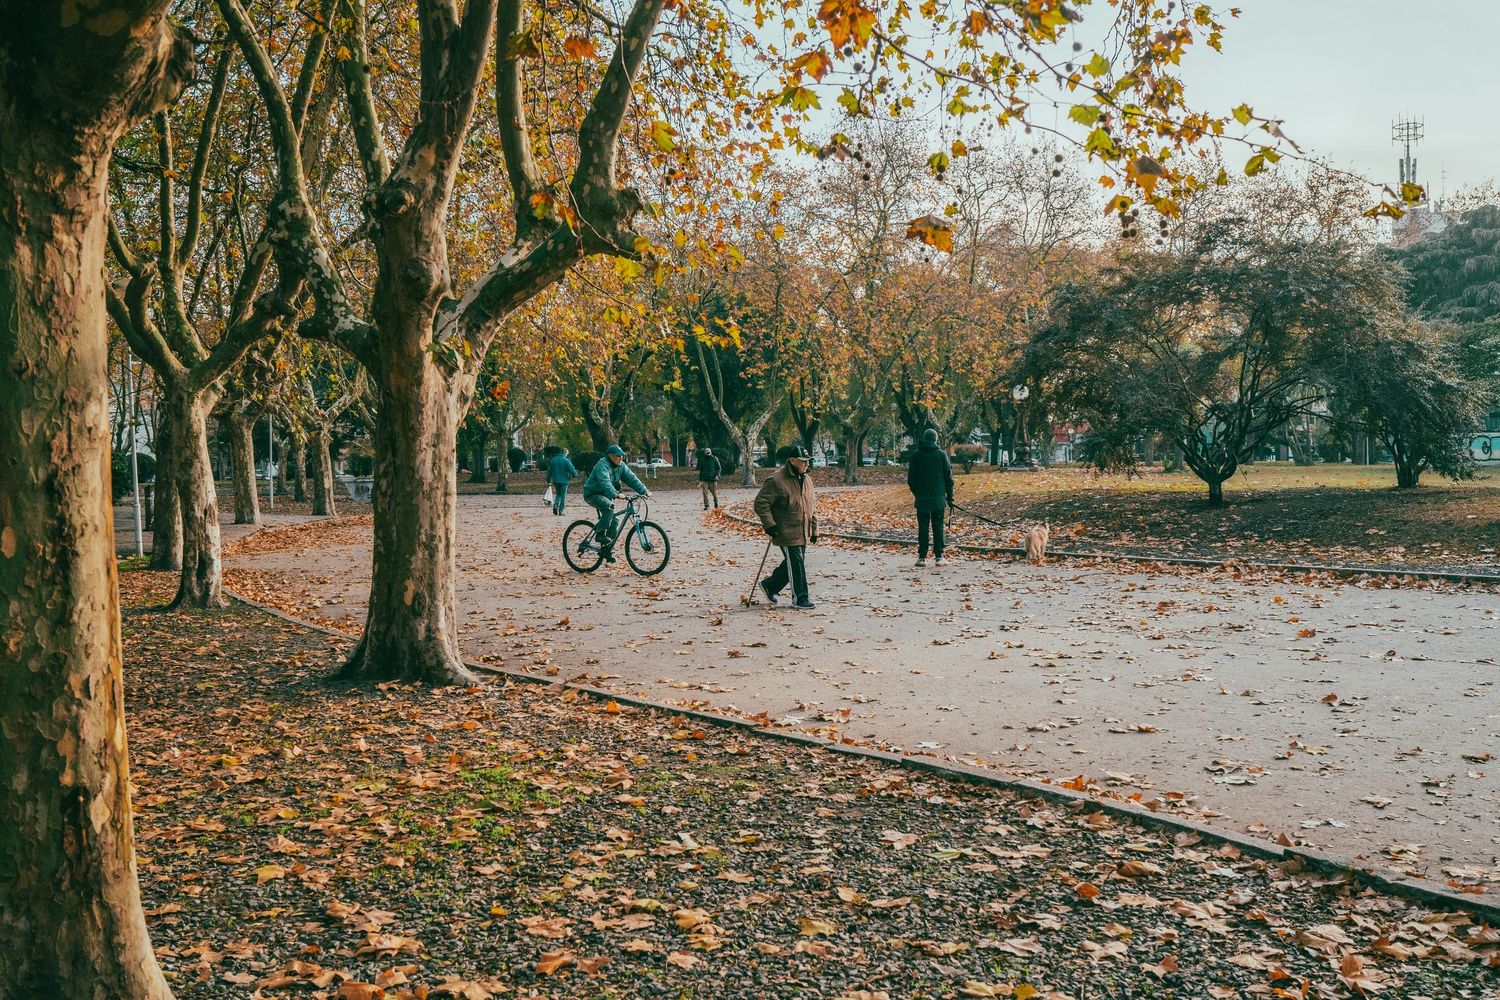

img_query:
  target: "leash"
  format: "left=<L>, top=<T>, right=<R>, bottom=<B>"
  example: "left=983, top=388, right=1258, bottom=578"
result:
left=948, top=500, right=1014, bottom=531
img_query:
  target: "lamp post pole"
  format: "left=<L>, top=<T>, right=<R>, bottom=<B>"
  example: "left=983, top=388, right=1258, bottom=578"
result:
left=127, top=359, right=143, bottom=557
left=1010, top=384, right=1033, bottom=469
left=267, top=412, right=275, bottom=510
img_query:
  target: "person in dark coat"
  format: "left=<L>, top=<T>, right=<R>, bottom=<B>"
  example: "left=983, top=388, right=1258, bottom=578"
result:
left=697, top=447, right=722, bottom=509
left=907, top=427, right=954, bottom=567
left=752, top=445, right=817, bottom=609
left=545, top=447, right=578, bottom=516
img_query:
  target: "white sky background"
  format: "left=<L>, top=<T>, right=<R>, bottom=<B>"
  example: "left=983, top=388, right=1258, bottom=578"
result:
left=1134, top=0, right=1498, bottom=198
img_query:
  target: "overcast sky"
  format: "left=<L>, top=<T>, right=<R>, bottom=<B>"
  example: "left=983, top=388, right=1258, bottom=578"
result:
left=1173, top=1, right=1499, bottom=198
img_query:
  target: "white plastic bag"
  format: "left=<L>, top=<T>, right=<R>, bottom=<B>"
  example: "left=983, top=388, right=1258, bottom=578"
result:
left=543, top=484, right=555, bottom=506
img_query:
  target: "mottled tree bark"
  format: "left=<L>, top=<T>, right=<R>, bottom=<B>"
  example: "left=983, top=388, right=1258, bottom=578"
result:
left=339, top=345, right=476, bottom=684
left=147, top=404, right=183, bottom=570
left=311, top=429, right=337, bottom=516
left=226, top=411, right=261, bottom=525
left=160, top=388, right=225, bottom=608
left=0, top=2, right=189, bottom=995
left=290, top=436, right=308, bottom=502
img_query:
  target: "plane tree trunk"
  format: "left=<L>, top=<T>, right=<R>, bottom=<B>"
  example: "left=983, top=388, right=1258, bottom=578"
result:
left=311, top=429, right=338, bottom=516
left=0, top=3, right=190, bottom=995
left=147, top=404, right=182, bottom=570
left=225, top=409, right=261, bottom=525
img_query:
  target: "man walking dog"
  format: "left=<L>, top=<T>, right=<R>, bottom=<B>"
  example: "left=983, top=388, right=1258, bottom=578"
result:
left=753, top=445, right=817, bottom=609
left=907, top=427, right=954, bottom=566
left=697, top=447, right=722, bottom=510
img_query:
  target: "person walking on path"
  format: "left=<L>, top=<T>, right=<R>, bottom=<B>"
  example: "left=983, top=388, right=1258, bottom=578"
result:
left=753, top=445, right=818, bottom=609
left=582, top=445, right=651, bottom=563
left=907, top=427, right=954, bottom=567
left=697, top=447, right=722, bottom=509
left=546, top=447, right=578, bottom=516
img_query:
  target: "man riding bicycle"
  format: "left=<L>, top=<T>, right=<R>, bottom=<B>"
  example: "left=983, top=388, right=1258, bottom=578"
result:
left=582, top=445, right=651, bottom=563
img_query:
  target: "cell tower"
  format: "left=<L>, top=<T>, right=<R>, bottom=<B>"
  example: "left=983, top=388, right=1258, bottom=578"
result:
left=1392, top=117, right=1424, bottom=198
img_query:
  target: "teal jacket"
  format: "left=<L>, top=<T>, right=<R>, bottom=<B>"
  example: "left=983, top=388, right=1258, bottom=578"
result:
left=583, top=456, right=647, bottom=501
left=546, top=453, right=578, bottom=484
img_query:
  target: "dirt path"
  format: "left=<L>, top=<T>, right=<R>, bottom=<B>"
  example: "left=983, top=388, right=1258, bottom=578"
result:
left=226, top=488, right=1500, bottom=892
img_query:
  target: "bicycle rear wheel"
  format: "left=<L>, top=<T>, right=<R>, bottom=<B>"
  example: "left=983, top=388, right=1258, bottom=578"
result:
left=563, top=519, right=605, bottom=573
left=626, top=520, right=670, bottom=576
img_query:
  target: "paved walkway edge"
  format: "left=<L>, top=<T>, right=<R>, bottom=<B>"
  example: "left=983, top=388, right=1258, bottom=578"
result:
left=223, top=587, right=1500, bottom=923
left=719, top=509, right=1500, bottom=585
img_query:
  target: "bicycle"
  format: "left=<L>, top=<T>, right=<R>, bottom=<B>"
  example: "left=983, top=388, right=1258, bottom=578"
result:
left=563, top=494, right=671, bottom=576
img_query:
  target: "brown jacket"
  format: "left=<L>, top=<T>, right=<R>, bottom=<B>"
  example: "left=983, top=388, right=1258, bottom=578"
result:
left=753, top=464, right=817, bottom=546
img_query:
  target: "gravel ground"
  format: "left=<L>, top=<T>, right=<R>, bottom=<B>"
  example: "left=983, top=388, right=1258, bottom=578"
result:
left=120, top=570, right=1498, bottom=999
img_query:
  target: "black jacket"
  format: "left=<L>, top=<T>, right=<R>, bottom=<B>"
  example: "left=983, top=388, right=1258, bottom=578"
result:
left=907, top=442, right=954, bottom=513
left=697, top=455, right=722, bottom=482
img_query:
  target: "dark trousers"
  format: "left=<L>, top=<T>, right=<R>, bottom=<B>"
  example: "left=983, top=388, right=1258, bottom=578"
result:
left=765, top=545, right=809, bottom=602
left=588, top=496, right=617, bottom=546
left=552, top=482, right=569, bottom=515
left=917, top=507, right=945, bottom=560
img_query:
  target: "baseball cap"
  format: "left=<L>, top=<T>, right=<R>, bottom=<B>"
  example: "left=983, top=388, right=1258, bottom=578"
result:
left=784, top=444, right=811, bottom=461
left=606, top=445, right=625, bottom=457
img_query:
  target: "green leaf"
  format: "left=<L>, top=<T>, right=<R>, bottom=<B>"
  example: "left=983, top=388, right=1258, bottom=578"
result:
left=1068, top=104, right=1101, bottom=127
left=1084, top=53, right=1111, bottom=78
left=1232, top=103, right=1253, bottom=127
left=1083, top=127, right=1118, bottom=160
left=778, top=85, right=821, bottom=112
left=650, top=120, right=676, bottom=152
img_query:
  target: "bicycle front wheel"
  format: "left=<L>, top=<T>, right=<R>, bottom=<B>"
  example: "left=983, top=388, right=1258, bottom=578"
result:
left=563, top=519, right=605, bottom=573
left=626, top=520, right=671, bottom=576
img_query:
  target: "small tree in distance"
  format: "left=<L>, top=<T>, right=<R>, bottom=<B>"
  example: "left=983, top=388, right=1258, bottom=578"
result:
left=952, top=443, right=985, bottom=473
left=1327, top=320, right=1500, bottom=488
left=1032, top=215, right=1403, bottom=506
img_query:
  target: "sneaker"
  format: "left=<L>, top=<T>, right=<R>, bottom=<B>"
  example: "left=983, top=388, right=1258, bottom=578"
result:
left=601, top=547, right=616, bottom=564
left=793, top=598, right=815, bottom=610
left=914, top=558, right=926, bottom=567
left=934, top=556, right=944, bottom=567
left=759, top=580, right=778, bottom=605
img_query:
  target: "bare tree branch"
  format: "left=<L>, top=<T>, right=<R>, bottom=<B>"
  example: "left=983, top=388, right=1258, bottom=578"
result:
left=178, top=44, right=232, bottom=269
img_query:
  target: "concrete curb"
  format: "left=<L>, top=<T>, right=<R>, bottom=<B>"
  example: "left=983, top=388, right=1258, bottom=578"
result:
left=718, top=509, right=1500, bottom=586
left=223, top=587, right=1500, bottom=924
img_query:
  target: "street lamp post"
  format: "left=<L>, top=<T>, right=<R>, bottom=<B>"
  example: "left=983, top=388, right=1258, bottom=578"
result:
left=267, top=412, right=275, bottom=511
left=1010, top=383, right=1034, bottom=469
left=126, top=358, right=143, bottom=557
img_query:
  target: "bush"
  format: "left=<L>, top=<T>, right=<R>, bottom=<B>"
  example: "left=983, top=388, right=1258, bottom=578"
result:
left=110, top=451, right=157, bottom=503
left=573, top=450, right=604, bottom=475
left=952, top=443, right=985, bottom=473
left=507, top=446, right=527, bottom=473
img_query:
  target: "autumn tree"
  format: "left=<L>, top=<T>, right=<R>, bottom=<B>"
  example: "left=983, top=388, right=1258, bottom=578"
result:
left=945, top=140, right=1097, bottom=463
left=1325, top=319, right=1500, bottom=488
left=215, top=0, right=706, bottom=683
left=287, top=350, right=367, bottom=515
left=0, top=2, right=193, bottom=994
left=1036, top=216, right=1403, bottom=505
left=106, top=32, right=328, bottom=605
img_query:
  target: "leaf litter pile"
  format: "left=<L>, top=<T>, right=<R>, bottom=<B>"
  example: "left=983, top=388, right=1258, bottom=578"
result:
left=120, top=571, right=1498, bottom=998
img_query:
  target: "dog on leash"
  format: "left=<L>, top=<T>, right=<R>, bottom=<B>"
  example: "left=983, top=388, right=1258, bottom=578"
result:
left=1022, top=522, right=1050, bottom=564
